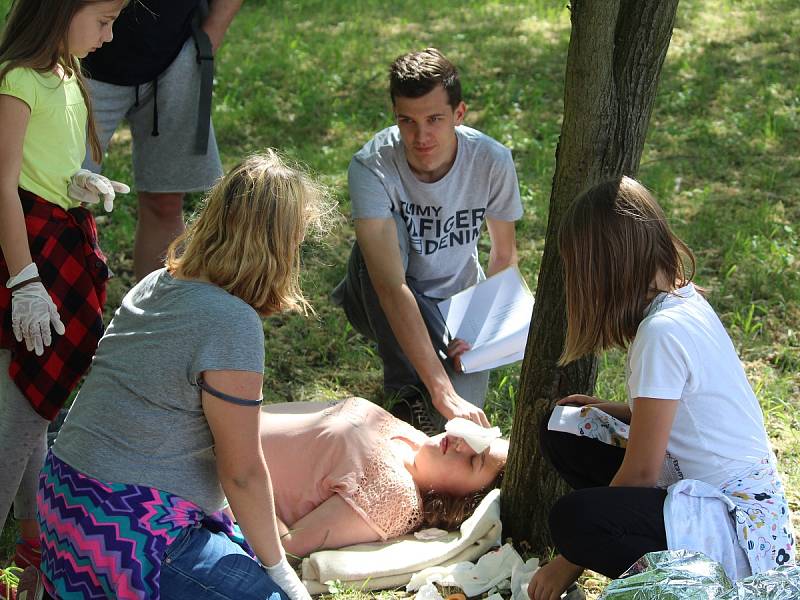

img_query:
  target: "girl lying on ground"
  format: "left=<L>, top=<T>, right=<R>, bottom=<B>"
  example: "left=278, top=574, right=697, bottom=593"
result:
left=37, top=152, right=331, bottom=600
left=527, top=176, right=795, bottom=600
left=260, top=397, right=508, bottom=557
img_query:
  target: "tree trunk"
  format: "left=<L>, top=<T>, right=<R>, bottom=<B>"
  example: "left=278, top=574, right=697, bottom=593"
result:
left=502, top=0, right=679, bottom=553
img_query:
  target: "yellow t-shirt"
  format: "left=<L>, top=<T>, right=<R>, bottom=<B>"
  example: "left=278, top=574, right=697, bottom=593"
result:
left=0, top=66, right=87, bottom=209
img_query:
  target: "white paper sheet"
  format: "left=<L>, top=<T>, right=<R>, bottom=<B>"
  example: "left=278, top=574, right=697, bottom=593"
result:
left=546, top=405, right=587, bottom=434
left=438, top=266, right=534, bottom=373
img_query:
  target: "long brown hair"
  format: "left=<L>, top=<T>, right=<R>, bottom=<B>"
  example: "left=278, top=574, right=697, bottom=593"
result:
left=559, top=176, right=697, bottom=364
left=420, top=469, right=504, bottom=531
left=166, top=150, right=335, bottom=316
left=0, top=0, right=127, bottom=163
left=420, top=437, right=509, bottom=531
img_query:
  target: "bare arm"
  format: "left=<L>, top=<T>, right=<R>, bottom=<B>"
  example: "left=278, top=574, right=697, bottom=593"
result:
left=610, top=397, right=678, bottom=487
left=280, top=494, right=380, bottom=558
left=201, top=369, right=284, bottom=567
left=203, top=0, right=244, bottom=53
left=485, top=217, right=518, bottom=277
left=0, top=94, right=33, bottom=277
left=355, top=217, right=488, bottom=426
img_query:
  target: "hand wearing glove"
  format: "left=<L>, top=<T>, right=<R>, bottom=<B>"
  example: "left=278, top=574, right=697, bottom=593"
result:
left=6, top=263, right=65, bottom=356
left=68, top=169, right=131, bottom=212
left=265, top=555, right=311, bottom=600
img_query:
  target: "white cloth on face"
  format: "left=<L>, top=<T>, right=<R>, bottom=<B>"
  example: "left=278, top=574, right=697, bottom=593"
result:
left=406, top=543, right=524, bottom=597
left=445, top=418, right=501, bottom=453
left=301, top=489, right=502, bottom=593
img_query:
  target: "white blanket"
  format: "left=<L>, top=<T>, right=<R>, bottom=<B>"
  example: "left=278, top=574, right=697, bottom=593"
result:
left=302, top=489, right=502, bottom=593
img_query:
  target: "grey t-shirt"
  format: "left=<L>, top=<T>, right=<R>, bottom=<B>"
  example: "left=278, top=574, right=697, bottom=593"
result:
left=348, top=125, right=523, bottom=299
left=53, top=269, right=265, bottom=513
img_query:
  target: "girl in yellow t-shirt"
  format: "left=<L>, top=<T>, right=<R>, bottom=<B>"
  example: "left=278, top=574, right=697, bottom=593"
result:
left=0, top=0, right=128, bottom=574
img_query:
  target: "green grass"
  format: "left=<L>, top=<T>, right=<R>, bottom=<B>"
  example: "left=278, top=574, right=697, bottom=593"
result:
left=2, top=1, right=800, bottom=598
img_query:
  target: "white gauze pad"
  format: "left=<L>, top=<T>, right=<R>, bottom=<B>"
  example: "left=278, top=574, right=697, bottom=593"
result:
left=444, top=418, right=501, bottom=454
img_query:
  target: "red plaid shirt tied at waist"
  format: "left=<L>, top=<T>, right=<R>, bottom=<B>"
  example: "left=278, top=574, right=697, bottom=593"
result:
left=0, top=188, right=109, bottom=420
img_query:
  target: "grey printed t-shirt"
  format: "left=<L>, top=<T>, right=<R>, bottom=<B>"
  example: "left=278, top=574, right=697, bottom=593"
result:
left=349, top=125, right=523, bottom=299
left=53, top=269, right=265, bottom=513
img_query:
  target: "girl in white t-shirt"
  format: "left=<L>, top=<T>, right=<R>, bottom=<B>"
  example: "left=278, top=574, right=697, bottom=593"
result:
left=528, top=176, right=794, bottom=600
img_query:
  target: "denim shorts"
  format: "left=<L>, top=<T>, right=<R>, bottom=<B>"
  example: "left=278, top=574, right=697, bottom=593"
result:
left=160, top=525, right=289, bottom=600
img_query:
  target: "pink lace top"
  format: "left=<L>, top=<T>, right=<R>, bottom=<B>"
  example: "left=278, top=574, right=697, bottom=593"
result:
left=262, top=397, right=427, bottom=540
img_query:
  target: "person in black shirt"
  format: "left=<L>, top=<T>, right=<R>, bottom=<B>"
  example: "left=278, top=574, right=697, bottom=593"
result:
left=82, top=0, right=243, bottom=280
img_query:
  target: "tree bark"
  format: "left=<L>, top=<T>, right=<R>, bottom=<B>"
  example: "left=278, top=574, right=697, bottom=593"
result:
left=502, top=0, right=679, bottom=553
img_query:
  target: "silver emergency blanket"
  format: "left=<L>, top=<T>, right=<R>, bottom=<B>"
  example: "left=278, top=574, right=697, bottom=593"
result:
left=598, top=550, right=800, bottom=599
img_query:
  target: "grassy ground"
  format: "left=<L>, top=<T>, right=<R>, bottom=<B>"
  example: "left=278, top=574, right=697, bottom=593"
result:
left=2, top=0, right=799, bottom=598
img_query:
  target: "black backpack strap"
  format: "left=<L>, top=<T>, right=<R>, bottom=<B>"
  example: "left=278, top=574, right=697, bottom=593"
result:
left=190, top=0, right=214, bottom=155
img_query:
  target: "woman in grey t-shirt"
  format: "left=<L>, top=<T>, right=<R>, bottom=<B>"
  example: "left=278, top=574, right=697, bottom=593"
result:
left=37, top=151, right=332, bottom=600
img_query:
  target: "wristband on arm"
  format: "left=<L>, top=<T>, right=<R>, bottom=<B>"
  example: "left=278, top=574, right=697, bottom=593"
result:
left=8, top=276, right=42, bottom=292
left=6, top=262, right=42, bottom=291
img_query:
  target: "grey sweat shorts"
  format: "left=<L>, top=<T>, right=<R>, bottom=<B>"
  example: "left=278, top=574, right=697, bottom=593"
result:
left=83, top=38, right=223, bottom=193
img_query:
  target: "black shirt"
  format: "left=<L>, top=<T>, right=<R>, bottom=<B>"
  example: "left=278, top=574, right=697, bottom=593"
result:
left=82, top=0, right=201, bottom=86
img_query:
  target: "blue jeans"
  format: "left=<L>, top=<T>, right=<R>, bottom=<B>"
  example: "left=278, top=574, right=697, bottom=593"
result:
left=160, top=525, right=289, bottom=600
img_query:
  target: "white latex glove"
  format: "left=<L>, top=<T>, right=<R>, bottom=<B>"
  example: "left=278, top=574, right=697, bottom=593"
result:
left=265, top=556, right=311, bottom=600
left=7, top=263, right=65, bottom=356
left=68, top=168, right=130, bottom=212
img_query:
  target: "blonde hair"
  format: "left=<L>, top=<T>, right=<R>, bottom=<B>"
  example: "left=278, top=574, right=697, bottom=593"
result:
left=166, top=150, right=334, bottom=316
left=559, top=176, right=696, bottom=364
left=0, top=0, right=128, bottom=163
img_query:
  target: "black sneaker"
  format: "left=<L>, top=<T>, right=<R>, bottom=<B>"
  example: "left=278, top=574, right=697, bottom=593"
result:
left=389, top=395, right=443, bottom=436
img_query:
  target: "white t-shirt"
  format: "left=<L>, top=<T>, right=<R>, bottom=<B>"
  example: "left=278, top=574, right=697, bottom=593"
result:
left=348, top=125, right=523, bottom=299
left=626, top=283, right=770, bottom=487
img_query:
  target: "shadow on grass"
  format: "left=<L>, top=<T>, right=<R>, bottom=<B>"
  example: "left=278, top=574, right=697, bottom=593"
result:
left=643, top=0, right=799, bottom=305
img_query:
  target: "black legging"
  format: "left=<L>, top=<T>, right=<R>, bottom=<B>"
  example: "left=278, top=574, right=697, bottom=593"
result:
left=539, top=410, right=668, bottom=578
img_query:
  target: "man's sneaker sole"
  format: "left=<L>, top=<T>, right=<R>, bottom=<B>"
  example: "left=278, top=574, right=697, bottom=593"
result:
left=389, top=395, right=443, bottom=436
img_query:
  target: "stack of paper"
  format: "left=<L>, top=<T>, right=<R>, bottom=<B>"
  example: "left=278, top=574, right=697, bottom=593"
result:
left=437, top=266, right=534, bottom=373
